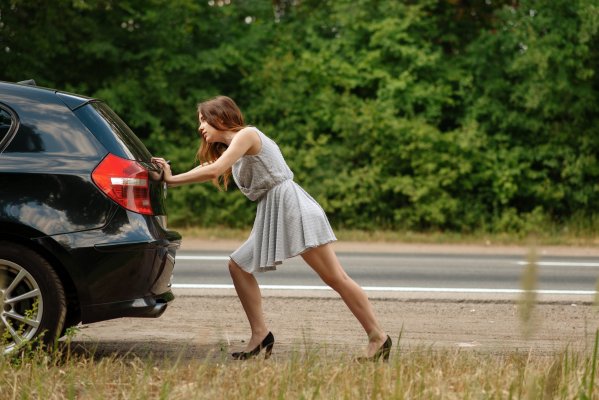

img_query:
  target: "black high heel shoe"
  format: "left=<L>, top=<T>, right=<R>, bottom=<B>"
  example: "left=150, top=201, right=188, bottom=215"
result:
left=357, top=335, right=392, bottom=362
left=231, top=332, right=275, bottom=360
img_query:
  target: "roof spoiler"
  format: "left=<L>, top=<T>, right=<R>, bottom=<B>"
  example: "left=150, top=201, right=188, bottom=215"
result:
left=17, top=79, right=37, bottom=86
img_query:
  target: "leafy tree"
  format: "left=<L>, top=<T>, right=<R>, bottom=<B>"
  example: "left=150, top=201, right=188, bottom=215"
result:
left=462, top=0, right=599, bottom=231
left=1, top=0, right=597, bottom=233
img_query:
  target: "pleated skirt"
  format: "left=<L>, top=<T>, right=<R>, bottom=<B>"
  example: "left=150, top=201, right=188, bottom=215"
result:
left=230, top=180, right=337, bottom=273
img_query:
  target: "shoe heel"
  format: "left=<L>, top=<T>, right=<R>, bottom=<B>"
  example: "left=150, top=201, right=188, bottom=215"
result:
left=382, top=347, right=391, bottom=362
left=380, top=336, right=392, bottom=362
left=264, top=343, right=274, bottom=359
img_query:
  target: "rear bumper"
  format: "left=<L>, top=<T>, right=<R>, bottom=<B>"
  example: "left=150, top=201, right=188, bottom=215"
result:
left=40, top=210, right=182, bottom=324
left=81, top=291, right=175, bottom=323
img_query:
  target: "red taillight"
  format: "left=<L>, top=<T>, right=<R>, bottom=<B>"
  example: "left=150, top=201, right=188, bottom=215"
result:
left=92, top=153, right=153, bottom=215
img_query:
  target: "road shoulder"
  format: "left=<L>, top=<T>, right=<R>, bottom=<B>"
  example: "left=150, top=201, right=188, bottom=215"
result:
left=73, top=294, right=599, bottom=360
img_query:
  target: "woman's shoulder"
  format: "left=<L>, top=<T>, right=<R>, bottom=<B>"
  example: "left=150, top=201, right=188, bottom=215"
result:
left=236, top=126, right=262, bottom=143
left=238, top=125, right=260, bottom=134
left=234, top=126, right=263, bottom=156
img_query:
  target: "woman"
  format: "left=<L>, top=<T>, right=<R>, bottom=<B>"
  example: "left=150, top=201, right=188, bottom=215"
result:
left=152, top=96, right=391, bottom=361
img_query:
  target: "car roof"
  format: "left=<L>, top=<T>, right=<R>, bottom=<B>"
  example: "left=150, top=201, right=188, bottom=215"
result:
left=0, top=80, right=95, bottom=110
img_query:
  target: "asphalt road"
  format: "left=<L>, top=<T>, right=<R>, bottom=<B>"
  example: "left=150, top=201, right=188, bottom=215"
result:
left=172, top=251, right=599, bottom=294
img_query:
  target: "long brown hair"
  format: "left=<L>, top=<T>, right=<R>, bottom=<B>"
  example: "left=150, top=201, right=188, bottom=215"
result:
left=197, top=96, right=245, bottom=190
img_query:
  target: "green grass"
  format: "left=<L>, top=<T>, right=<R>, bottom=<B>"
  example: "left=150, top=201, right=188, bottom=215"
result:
left=2, top=338, right=599, bottom=399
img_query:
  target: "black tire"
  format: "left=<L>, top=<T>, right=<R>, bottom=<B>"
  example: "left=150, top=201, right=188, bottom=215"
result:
left=60, top=306, right=81, bottom=339
left=0, top=241, right=66, bottom=354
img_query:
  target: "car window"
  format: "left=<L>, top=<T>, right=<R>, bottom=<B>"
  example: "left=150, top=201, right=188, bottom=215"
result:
left=74, top=101, right=152, bottom=161
left=2, top=99, right=104, bottom=155
left=0, top=106, right=17, bottom=151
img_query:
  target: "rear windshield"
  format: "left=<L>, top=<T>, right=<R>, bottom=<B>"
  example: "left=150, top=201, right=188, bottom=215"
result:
left=75, top=101, right=152, bottom=161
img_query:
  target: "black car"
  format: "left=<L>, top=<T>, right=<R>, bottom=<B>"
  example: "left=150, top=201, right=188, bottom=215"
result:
left=0, top=80, right=181, bottom=354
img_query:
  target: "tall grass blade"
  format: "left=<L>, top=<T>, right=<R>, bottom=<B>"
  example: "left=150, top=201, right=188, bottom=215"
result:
left=593, top=278, right=599, bottom=308
left=588, top=330, right=599, bottom=397
left=519, top=247, right=539, bottom=339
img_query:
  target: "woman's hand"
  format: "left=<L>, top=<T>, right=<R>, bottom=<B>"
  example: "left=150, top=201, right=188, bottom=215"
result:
left=151, top=157, right=173, bottom=183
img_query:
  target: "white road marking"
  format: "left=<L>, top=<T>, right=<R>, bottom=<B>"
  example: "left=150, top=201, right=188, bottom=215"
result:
left=171, top=283, right=596, bottom=295
left=176, top=256, right=230, bottom=261
left=516, top=261, right=599, bottom=267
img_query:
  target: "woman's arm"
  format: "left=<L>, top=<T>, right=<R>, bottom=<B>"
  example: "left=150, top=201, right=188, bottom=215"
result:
left=152, top=128, right=259, bottom=187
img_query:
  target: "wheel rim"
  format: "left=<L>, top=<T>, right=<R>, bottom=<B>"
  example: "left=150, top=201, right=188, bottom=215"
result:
left=0, top=259, right=44, bottom=354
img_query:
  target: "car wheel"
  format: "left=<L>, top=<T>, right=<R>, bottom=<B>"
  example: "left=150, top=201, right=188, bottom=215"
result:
left=0, top=242, right=66, bottom=354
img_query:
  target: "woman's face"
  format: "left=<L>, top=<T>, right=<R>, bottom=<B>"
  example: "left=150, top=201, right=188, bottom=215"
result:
left=198, top=113, right=221, bottom=143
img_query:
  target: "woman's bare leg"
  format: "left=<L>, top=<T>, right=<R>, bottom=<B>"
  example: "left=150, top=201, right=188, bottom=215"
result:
left=228, top=259, right=270, bottom=351
left=301, top=243, right=387, bottom=357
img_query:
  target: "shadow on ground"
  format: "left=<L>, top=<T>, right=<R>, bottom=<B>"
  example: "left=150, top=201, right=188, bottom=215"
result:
left=65, top=339, right=228, bottom=362
left=63, top=339, right=357, bottom=363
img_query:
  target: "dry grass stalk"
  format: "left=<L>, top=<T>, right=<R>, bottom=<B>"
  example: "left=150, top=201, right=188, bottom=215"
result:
left=2, top=341, right=599, bottom=399
left=519, top=246, right=539, bottom=340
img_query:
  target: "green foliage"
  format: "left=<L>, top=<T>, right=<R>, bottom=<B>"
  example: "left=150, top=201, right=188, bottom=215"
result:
left=1, top=0, right=597, bottom=233
left=463, top=0, right=599, bottom=230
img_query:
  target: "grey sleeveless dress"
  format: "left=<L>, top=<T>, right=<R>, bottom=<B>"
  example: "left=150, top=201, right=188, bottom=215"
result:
left=230, top=127, right=337, bottom=273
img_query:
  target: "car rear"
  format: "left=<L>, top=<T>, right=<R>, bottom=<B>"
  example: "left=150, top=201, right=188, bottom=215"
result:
left=68, top=96, right=182, bottom=323
left=0, top=81, right=181, bottom=337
